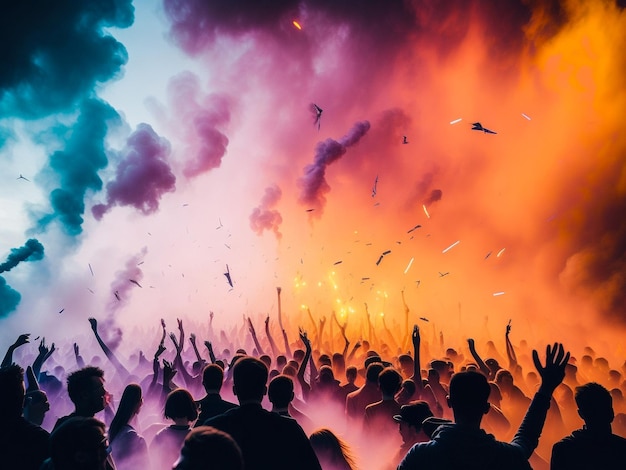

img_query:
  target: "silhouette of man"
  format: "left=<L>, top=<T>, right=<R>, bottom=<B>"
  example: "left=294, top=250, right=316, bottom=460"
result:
left=54, top=366, right=108, bottom=430
left=47, top=417, right=111, bottom=470
left=0, top=364, right=50, bottom=470
left=398, top=343, right=570, bottom=470
left=551, top=382, right=626, bottom=469
left=364, top=367, right=403, bottom=435
left=205, top=356, right=321, bottom=470
left=394, top=401, right=434, bottom=461
left=268, top=374, right=314, bottom=434
left=346, top=362, right=383, bottom=426
left=195, top=364, right=237, bottom=425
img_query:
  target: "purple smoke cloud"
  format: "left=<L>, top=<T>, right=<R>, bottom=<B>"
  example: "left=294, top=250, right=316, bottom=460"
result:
left=165, top=72, right=232, bottom=178
left=298, top=121, right=370, bottom=215
left=250, top=185, right=283, bottom=239
left=92, top=123, right=175, bottom=220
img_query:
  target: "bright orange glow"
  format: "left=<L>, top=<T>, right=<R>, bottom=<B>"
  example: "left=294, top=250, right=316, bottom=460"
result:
left=292, top=20, right=302, bottom=30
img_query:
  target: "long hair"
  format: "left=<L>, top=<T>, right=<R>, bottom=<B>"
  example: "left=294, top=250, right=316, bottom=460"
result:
left=109, top=383, right=142, bottom=442
left=310, top=428, right=357, bottom=470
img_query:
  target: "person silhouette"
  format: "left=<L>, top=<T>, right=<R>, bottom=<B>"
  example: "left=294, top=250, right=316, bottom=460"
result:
left=551, top=382, right=626, bottom=469
left=205, top=356, right=321, bottom=470
left=398, top=343, right=570, bottom=470
left=195, top=364, right=237, bottom=425
left=173, top=426, right=244, bottom=470
left=0, top=364, right=50, bottom=470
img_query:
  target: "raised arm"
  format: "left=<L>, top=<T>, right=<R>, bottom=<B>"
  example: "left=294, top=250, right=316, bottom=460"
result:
left=89, top=318, right=130, bottom=380
left=189, top=333, right=205, bottom=366
left=25, top=365, right=40, bottom=393
left=73, top=342, right=85, bottom=368
left=410, top=325, right=425, bottom=396
left=264, top=316, right=279, bottom=358
left=170, top=330, right=194, bottom=387
left=467, top=338, right=490, bottom=378
left=204, top=340, right=217, bottom=364
left=282, top=328, right=292, bottom=359
left=247, top=317, right=265, bottom=356
left=511, top=343, right=570, bottom=457
left=297, top=329, right=312, bottom=401
left=505, top=320, right=518, bottom=371
left=32, top=338, right=55, bottom=377
left=2, top=333, right=30, bottom=367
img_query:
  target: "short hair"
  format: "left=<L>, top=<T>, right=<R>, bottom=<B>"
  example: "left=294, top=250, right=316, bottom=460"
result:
left=268, top=375, right=294, bottom=408
left=176, top=426, right=243, bottom=470
left=449, top=371, right=490, bottom=413
left=346, top=366, right=357, bottom=381
left=233, top=356, right=268, bottom=401
left=202, top=364, right=224, bottom=391
left=365, top=363, right=384, bottom=383
left=165, top=389, right=198, bottom=421
left=66, top=366, right=104, bottom=404
left=0, top=364, right=25, bottom=418
left=51, top=417, right=107, bottom=469
left=378, top=367, right=402, bottom=395
left=575, top=382, right=613, bottom=424
left=400, top=379, right=416, bottom=396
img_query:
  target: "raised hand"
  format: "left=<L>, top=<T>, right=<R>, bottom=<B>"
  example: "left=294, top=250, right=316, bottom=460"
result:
left=506, top=319, right=512, bottom=336
left=189, top=333, right=197, bottom=345
left=169, top=332, right=181, bottom=353
left=14, top=334, right=30, bottom=348
left=88, top=317, right=98, bottom=332
left=412, top=325, right=420, bottom=348
left=533, top=343, right=570, bottom=395
left=38, top=338, right=50, bottom=356
left=177, top=318, right=184, bottom=332
left=467, top=338, right=476, bottom=350
left=163, top=359, right=177, bottom=385
left=299, top=328, right=311, bottom=348
left=204, top=340, right=213, bottom=351
left=73, top=343, right=79, bottom=356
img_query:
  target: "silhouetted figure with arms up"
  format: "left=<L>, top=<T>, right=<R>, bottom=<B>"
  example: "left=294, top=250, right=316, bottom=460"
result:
left=398, top=343, right=570, bottom=470
left=205, top=356, right=322, bottom=470
left=551, top=382, right=626, bottom=469
left=0, top=364, right=50, bottom=470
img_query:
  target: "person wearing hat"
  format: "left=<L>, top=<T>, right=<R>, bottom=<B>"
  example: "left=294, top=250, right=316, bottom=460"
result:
left=393, top=401, right=434, bottom=463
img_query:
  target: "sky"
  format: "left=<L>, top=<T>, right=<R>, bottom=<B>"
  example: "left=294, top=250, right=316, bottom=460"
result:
left=1, top=0, right=626, bottom=361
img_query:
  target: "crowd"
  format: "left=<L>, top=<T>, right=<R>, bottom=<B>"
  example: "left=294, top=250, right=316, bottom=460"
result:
left=1, top=310, right=626, bottom=469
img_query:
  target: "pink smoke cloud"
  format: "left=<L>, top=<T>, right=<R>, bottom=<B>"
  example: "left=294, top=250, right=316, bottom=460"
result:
left=164, top=72, right=232, bottom=178
left=249, top=185, right=283, bottom=239
left=92, top=123, right=175, bottom=220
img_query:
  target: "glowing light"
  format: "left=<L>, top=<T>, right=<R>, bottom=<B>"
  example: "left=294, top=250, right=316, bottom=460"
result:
left=423, top=204, right=430, bottom=218
left=404, top=257, right=414, bottom=274
left=521, top=113, right=531, bottom=120
left=292, top=20, right=302, bottom=30
left=450, top=118, right=462, bottom=125
left=442, top=240, right=460, bottom=254
left=496, top=248, right=506, bottom=257
left=493, top=292, right=505, bottom=296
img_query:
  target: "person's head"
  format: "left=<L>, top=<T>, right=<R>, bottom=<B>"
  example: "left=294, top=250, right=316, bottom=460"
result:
left=378, top=367, right=402, bottom=397
left=109, top=383, right=143, bottom=442
left=0, top=364, right=25, bottom=419
left=165, top=388, right=198, bottom=423
left=259, top=354, right=272, bottom=370
left=345, top=366, right=357, bottom=384
left=268, top=375, right=294, bottom=409
left=66, top=366, right=107, bottom=415
left=397, top=379, right=416, bottom=400
left=50, top=417, right=109, bottom=470
left=173, top=426, right=243, bottom=470
left=202, top=364, right=225, bottom=393
left=448, top=371, right=491, bottom=423
left=430, top=360, right=452, bottom=383
left=318, top=365, right=336, bottom=384
left=365, top=362, right=384, bottom=384
left=575, top=382, right=614, bottom=428
left=398, top=354, right=414, bottom=378
left=495, top=369, right=514, bottom=389
left=393, top=401, right=434, bottom=444
left=309, top=428, right=356, bottom=469
left=276, top=355, right=287, bottom=369
left=232, top=356, right=268, bottom=403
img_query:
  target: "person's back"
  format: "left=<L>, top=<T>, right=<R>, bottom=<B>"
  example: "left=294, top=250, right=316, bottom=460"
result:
left=195, top=364, right=237, bottom=425
left=205, top=356, right=321, bottom=470
left=0, top=365, right=50, bottom=470
left=399, top=344, right=570, bottom=470
left=551, top=382, right=626, bottom=469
